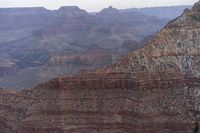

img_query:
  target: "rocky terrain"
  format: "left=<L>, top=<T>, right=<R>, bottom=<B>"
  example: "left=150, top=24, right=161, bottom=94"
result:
left=0, top=45, right=121, bottom=90
left=0, top=1, right=200, bottom=133
left=0, top=5, right=171, bottom=89
left=121, top=5, right=192, bottom=19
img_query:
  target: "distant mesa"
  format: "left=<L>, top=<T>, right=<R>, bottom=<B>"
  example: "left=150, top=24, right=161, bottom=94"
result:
left=1, top=2, right=200, bottom=132
left=0, top=4, right=188, bottom=90
left=0, top=7, right=48, bottom=15
left=56, top=6, right=88, bottom=16
left=58, top=6, right=84, bottom=12
left=98, top=6, right=119, bottom=15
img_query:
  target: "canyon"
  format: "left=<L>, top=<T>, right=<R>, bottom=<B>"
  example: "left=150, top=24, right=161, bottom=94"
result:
left=0, top=5, right=187, bottom=90
left=0, top=1, right=200, bottom=133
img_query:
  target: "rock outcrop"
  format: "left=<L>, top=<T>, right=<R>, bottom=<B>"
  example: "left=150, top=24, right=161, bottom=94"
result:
left=0, top=5, right=170, bottom=90
left=120, top=5, right=192, bottom=20
left=0, top=88, right=34, bottom=133
left=98, top=6, right=119, bottom=15
left=1, top=1, right=200, bottom=133
left=48, top=46, right=114, bottom=67
left=1, top=67, right=199, bottom=132
left=128, top=5, right=200, bottom=81
left=0, top=58, right=18, bottom=77
left=56, top=6, right=88, bottom=17
left=0, top=7, right=50, bottom=31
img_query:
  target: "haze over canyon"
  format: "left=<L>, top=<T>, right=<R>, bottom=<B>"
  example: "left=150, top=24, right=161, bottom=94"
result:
left=0, top=5, right=191, bottom=89
left=1, top=1, right=200, bottom=133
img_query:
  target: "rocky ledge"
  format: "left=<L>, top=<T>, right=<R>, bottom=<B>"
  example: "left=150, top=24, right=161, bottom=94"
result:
left=1, top=1, right=200, bottom=133
left=1, top=68, right=200, bottom=133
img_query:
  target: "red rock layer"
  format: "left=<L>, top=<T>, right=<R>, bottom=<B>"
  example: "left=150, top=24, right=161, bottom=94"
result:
left=1, top=65, right=199, bottom=133
left=1, top=1, right=200, bottom=133
left=17, top=73, right=199, bottom=133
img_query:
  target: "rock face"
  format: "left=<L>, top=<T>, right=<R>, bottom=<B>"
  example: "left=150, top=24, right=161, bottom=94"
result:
left=121, top=5, right=192, bottom=20
left=98, top=6, right=119, bottom=15
left=128, top=7, right=200, bottom=81
left=0, top=58, right=18, bottom=77
left=56, top=6, right=88, bottom=17
left=48, top=46, right=114, bottom=67
left=17, top=77, right=198, bottom=133
left=0, top=46, right=119, bottom=90
left=0, top=5, right=169, bottom=90
left=0, top=7, right=49, bottom=30
left=0, top=88, right=32, bottom=133
left=1, top=70, right=199, bottom=132
left=1, top=2, right=200, bottom=133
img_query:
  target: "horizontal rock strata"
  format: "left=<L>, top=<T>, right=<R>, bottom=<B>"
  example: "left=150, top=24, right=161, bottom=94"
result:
left=1, top=1, right=200, bottom=133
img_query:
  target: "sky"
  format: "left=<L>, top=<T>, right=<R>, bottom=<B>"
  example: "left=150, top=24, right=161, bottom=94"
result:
left=0, top=0, right=197, bottom=12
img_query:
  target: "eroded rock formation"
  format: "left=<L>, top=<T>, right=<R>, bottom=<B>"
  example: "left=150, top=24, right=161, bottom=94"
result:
left=48, top=45, right=115, bottom=67
left=0, top=5, right=169, bottom=90
left=0, top=58, right=18, bottom=77
left=1, top=1, right=200, bottom=133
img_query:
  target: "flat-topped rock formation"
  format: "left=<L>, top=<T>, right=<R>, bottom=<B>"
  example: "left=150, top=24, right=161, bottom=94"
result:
left=98, top=6, right=119, bottom=15
left=1, top=1, right=200, bottom=133
left=56, top=6, right=88, bottom=17
left=0, top=4, right=176, bottom=90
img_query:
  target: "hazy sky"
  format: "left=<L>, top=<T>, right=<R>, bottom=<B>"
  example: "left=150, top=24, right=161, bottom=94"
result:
left=0, top=0, right=197, bottom=12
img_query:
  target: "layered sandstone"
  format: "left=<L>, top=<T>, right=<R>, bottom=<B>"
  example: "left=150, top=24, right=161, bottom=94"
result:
left=48, top=46, right=114, bottom=67
left=1, top=1, right=200, bottom=133
left=3, top=68, right=199, bottom=133
left=0, top=5, right=169, bottom=90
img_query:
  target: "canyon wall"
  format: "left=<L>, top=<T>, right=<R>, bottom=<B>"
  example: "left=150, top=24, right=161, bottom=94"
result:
left=1, top=1, right=200, bottom=133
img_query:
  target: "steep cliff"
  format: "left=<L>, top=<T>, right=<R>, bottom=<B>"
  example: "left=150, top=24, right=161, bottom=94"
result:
left=128, top=3, right=200, bottom=81
left=17, top=70, right=198, bottom=133
left=1, top=1, right=200, bottom=133
left=0, top=5, right=169, bottom=90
